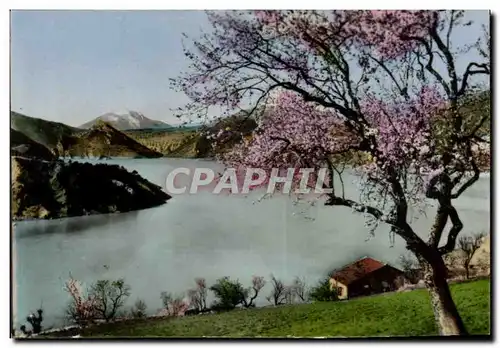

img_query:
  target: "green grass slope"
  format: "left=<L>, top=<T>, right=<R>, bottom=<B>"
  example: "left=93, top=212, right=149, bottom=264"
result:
left=81, top=279, right=490, bottom=338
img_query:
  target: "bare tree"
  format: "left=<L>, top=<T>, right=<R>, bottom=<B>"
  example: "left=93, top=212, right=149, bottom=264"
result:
left=291, top=276, right=308, bottom=302
left=90, top=279, right=131, bottom=322
left=266, top=275, right=288, bottom=306
left=458, top=232, right=485, bottom=279
left=241, top=276, right=266, bottom=308
left=399, top=252, right=421, bottom=284
left=284, top=285, right=295, bottom=305
left=160, top=292, right=188, bottom=317
left=187, top=278, right=208, bottom=312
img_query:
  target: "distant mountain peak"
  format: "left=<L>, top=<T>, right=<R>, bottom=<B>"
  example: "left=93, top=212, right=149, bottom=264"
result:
left=79, top=111, right=171, bottom=130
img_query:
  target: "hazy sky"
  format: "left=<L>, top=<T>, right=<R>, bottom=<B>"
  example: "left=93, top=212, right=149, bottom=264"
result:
left=11, top=10, right=212, bottom=126
left=11, top=10, right=489, bottom=127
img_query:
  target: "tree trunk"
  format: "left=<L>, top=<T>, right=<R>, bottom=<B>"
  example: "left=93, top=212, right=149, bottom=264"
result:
left=422, top=257, right=468, bottom=336
left=465, top=261, right=470, bottom=279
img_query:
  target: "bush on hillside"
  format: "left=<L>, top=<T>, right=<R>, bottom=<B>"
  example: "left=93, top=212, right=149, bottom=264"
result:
left=209, top=277, right=246, bottom=311
left=18, top=308, right=44, bottom=336
left=309, top=277, right=339, bottom=302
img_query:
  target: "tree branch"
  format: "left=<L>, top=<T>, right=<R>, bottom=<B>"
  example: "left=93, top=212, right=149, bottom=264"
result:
left=446, top=10, right=456, bottom=50
left=403, top=35, right=451, bottom=97
left=430, top=19, right=459, bottom=97
left=369, top=55, right=409, bottom=100
left=427, top=204, right=449, bottom=247
left=451, top=143, right=480, bottom=199
left=458, top=62, right=490, bottom=97
left=325, top=195, right=388, bottom=222
left=438, top=204, right=464, bottom=254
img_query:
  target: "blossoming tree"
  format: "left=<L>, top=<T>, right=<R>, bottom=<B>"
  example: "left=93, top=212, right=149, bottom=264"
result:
left=172, top=10, right=490, bottom=335
left=64, top=278, right=98, bottom=326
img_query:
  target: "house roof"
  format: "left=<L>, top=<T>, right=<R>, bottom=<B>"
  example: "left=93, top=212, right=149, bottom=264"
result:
left=330, top=257, right=386, bottom=285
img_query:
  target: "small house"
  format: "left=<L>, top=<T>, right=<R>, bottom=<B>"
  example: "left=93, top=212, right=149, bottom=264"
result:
left=329, top=257, right=405, bottom=300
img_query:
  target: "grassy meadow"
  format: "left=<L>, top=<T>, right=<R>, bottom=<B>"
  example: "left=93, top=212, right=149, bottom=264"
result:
left=77, top=279, right=490, bottom=338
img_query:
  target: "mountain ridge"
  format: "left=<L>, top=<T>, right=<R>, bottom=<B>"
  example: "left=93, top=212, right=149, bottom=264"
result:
left=80, top=111, right=171, bottom=130
left=11, top=111, right=81, bottom=151
left=67, top=120, right=164, bottom=158
left=10, top=112, right=164, bottom=159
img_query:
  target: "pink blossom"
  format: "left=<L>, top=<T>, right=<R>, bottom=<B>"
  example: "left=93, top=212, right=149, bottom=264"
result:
left=64, top=278, right=99, bottom=325
left=361, top=86, right=444, bottom=169
left=253, top=10, right=437, bottom=59
left=217, top=91, right=358, bottom=193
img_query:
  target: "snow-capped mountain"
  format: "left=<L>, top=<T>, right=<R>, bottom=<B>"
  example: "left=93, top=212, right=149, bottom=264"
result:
left=79, top=111, right=171, bottom=130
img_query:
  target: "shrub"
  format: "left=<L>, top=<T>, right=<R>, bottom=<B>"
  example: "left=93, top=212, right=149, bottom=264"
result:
left=19, top=325, right=29, bottom=336
left=209, top=277, right=246, bottom=311
left=309, top=277, right=339, bottom=302
left=26, top=309, right=43, bottom=334
left=19, top=308, right=44, bottom=336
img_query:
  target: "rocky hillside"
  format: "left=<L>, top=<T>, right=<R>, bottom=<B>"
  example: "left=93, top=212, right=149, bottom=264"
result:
left=126, top=129, right=202, bottom=158
left=126, top=112, right=260, bottom=158
left=11, top=111, right=80, bottom=151
left=12, top=157, right=171, bottom=220
left=64, top=121, right=163, bottom=158
left=10, top=112, right=164, bottom=159
left=11, top=129, right=55, bottom=161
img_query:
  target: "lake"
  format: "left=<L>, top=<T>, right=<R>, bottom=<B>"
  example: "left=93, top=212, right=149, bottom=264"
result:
left=12, top=158, right=491, bottom=328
